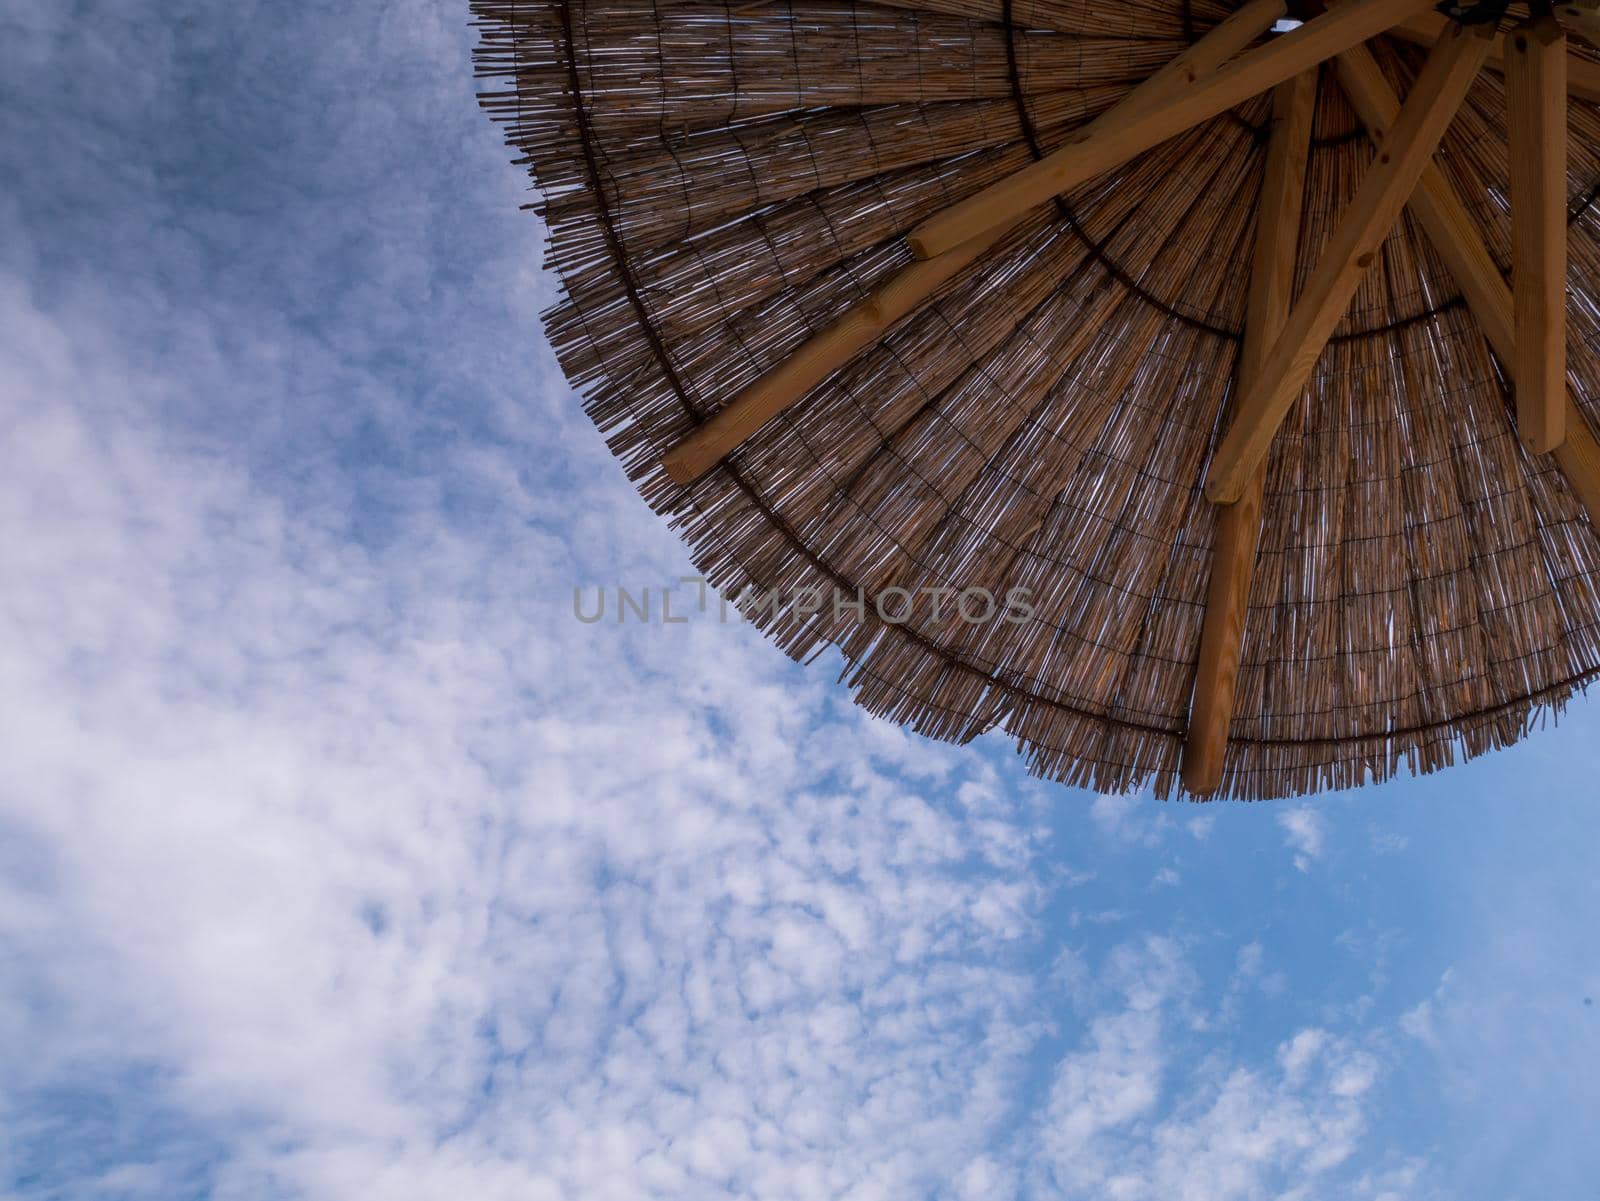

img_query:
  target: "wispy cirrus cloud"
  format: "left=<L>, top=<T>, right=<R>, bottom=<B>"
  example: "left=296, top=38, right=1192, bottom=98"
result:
left=1032, top=939, right=1391, bottom=1201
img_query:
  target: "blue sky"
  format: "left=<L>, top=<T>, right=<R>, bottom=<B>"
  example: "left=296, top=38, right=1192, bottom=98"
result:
left=1, top=2, right=1597, bottom=1198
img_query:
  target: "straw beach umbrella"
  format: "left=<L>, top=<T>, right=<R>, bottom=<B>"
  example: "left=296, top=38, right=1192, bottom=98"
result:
left=472, top=0, right=1600, bottom=799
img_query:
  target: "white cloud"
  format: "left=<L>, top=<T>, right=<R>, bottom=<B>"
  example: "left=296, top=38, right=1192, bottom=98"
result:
left=1089, top=793, right=1166, bottom=848
left=1277, top=808, right=1327, bottom=873
left=1370, top=830, right=1409, bottom=854
left=1030, top=943, right=1392, bottom=1201
left=1398, top=999, right=1438, bottom=1048
left=1278, top=1028, right=1329, bottom=1082
left=1068, top=908, right=1132, bottom=930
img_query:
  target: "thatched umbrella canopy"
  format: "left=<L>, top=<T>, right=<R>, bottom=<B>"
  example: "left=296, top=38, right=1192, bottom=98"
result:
left=472, top=0, right=1600, bottom=799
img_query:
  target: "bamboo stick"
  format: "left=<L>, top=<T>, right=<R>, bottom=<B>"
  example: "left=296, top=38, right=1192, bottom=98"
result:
left=659, top=0, right=1287, bottom=486
left=661, top=231, right=996, bottom=484
left=1506, top=16, right=1568, bottom=454
left=1333, top=42, right=1600, bottom=529
left=1204, top=23, right=1496, bottom=504
left=1182, top=71, right=1317, bottom=796
left=906, top=0, right=1438, bottom=261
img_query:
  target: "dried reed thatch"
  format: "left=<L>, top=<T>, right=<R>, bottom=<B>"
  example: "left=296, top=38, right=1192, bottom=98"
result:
left=472, top=0, right=1600, bottom=799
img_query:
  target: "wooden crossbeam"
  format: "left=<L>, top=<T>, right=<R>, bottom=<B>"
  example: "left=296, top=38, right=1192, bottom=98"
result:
left=1389, top=11, right=1600, bottom=103
left=905, top=0, right=1438, bottom=261
left=1204, top=23, right=1496, bottom=504
left=1334, top=43, right=1600, bottom=529
left=1559, top=2, right=1600, bottom=48
left=1506, top=16, right=1569, bottom=454
left=657, top=0, right=1288, bottom=486
left=658, top=0, right=1458, bottom=485
left=1181, top=72, right=1317, bottom=797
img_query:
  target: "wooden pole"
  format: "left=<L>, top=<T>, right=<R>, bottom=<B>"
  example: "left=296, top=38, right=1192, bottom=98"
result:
left=658, top=0, right=1289, bottom=487
left=1333, top=42, right=1600, bottom=529
left=905, top=0, right=1439, bottom=262
left=1506, top=16, right=1568, bottom=454
left=1181, top=71, right=1317, bottom=797
left=1204, top=22, right=1496, bottom=504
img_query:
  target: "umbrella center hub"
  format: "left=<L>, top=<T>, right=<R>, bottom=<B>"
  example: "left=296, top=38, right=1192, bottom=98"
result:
left=1434, top=0, right=1519, bottom=26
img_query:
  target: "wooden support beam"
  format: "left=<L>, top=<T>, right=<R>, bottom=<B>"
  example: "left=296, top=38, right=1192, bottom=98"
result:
left=658, top=0, right=1289, bottom=486
left=1558, top=2, right=1600, bottom=49
left=1554, top=415, right=1600, bottom=531
left=1506, top=16, right=1568, bottom=454
left=1389, top=10, right=1600, bottom=104
left=1334, top=43, right=1600, bottom=529
left=1332, top=45, right=1513, bottom=352
left=905, top=0, right=1438, bottom=261
left=1204, top=23, right=1495, bottom=504
left=1181, top=72, right=1317, bottom=797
